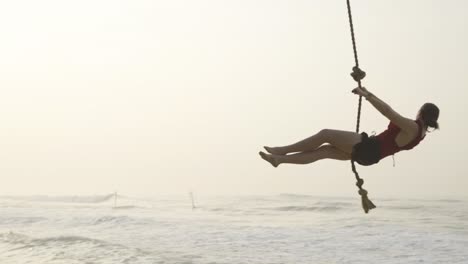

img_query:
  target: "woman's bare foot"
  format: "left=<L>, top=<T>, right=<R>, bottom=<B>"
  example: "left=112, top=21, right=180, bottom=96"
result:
left=259, top=151, right=279, bottom=167
left=264, top=146, right=287, bottom=155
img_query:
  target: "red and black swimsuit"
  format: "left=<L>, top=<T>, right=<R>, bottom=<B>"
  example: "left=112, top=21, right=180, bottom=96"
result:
left=352, top=119, right=425, bottom=166
left=376, top=119, right=425, bottom=159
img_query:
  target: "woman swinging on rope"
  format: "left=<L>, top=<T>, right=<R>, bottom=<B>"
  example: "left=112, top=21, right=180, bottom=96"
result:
left=259, top=86, right=440, bottom=167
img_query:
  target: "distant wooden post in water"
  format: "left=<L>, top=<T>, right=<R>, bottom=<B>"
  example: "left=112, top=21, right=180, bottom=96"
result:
left=189, top=191, right=196, bottom=210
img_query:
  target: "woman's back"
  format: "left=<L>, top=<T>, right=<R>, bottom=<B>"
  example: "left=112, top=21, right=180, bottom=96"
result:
left=376, top=119, right=425, bottom=159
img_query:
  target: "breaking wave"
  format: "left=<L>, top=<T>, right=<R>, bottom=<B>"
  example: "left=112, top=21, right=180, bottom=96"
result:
left=0, top=231, right=124, bottom=251
left=269, top=205, right=345, bottom=212
left=0, top=232, right=162, bottom=264
left=0, top=194, right=116, bottom=204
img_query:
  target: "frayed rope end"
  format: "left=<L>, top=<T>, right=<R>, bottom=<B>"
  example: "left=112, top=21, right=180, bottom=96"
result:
left=358, top=189, right=376, bottom=214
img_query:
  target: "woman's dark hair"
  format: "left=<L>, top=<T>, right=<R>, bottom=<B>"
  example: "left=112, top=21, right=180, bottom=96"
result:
left=420, top=103, right=440, bottom=130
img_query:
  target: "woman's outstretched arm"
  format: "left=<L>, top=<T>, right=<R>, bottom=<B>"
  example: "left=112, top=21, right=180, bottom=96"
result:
left=352, top=87, right=418, bottom=135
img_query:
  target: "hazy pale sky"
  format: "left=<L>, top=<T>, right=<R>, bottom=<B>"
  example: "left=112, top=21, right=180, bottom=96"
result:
left=0, top=0, right=466, bottom=198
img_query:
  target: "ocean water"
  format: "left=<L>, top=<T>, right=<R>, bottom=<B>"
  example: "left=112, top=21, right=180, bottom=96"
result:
left=0, top=194, right=467, bottom=264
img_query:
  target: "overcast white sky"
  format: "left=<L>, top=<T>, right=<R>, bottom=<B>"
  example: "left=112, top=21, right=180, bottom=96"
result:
left=0, top=0, right=466, bottom=198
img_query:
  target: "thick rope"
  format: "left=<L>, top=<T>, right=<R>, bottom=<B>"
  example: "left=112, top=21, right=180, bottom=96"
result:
left=346, top=0, right=376, bottom=213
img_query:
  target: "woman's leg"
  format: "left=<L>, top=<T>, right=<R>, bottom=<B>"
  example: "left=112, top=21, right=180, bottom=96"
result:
left=265, top=129, right=362, bottom=155
left=260, top=144, right=351, bottom=167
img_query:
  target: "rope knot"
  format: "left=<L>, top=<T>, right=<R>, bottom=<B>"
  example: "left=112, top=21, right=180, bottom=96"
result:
left=356, top=178, right=364, bottom=189
left=351, top=66, right=366, bottom=82
left=358, top=189, right=367, bottom=196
